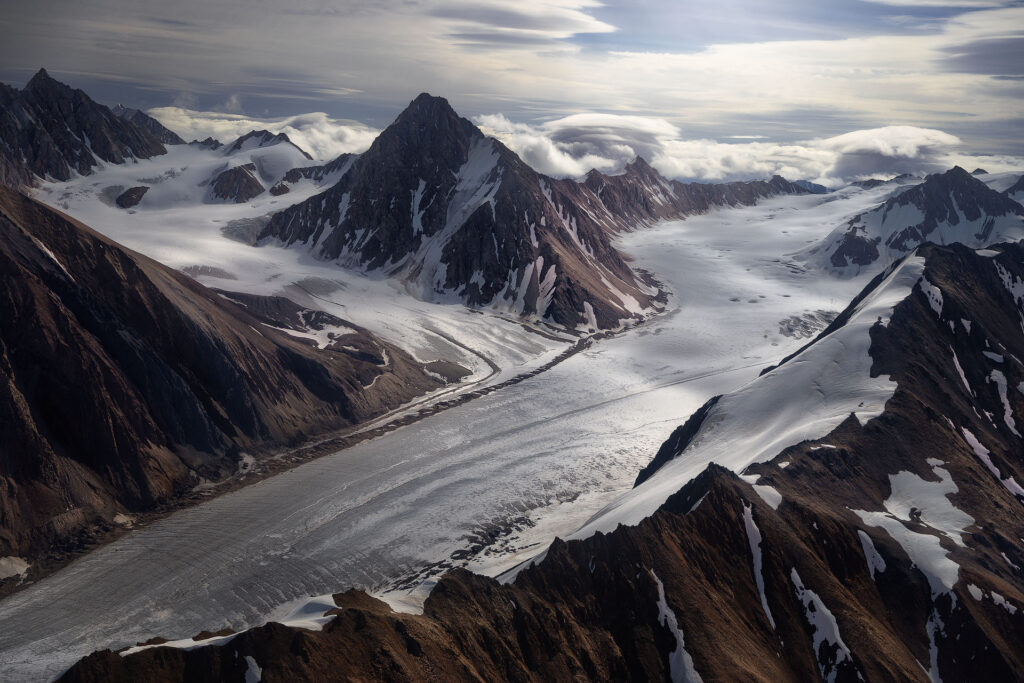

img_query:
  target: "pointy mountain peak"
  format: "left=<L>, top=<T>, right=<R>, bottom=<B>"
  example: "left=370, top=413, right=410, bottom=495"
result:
left=624, top=156, right=658, bottom=175
left=388, top=92, right=478, bottom=138
left=943, top=165, right=971, bottom=180
left=24, top=67, right=66, bottom=93
left=227, top=129, right=312, bottom=159
left=363, top=92, right=484, bottom=166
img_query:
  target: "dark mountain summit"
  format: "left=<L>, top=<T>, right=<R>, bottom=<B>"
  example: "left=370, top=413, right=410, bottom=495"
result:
left=0, top=186, right=439, bottom=576
left=0, top=69, right=169, bottom=188
left=225, top=129, right=312, bottom=159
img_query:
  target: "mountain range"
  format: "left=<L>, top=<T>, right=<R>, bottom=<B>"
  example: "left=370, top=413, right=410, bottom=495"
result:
left=3, top=70, right=1024, bottom=681
left=807, top=166, right=1024, bottom=271
left=258, top=93, right=810, bottom=329
left=63, top=240, right=1024, bottom=682
left=0, top=69, right=168, bottom=189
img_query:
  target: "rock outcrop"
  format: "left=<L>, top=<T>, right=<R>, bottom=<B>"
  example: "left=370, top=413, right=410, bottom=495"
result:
left=115, top=186, right=148, bottom=209
left=209, top=163, right=264, bottom=203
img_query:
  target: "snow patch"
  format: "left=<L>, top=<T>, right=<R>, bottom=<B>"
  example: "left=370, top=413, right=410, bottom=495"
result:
left=919, top=276, right=943, bottom=317
left=743, top=503, right=776, bottom=630
left=0, top=556, right=30, bottom=581
left=244, top=655, right=262, bottom=683
left=739, top=474, right=783, bottom=510
left=790, top=568, right=856, bottom=683
left=988, top=370, right=1020, bottom=436
left=649, top=569, right=704, bottom=683
left=951, top=348, right=973, bottom=397
left=857, top=530, right=886, bottom=579
left=854, top=460, right=973, bottom=595
left=962, top=427, right=1024, bottom=499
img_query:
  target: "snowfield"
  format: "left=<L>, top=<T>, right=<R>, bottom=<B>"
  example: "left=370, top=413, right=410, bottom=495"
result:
left=0, top=177, right=914, bottom=679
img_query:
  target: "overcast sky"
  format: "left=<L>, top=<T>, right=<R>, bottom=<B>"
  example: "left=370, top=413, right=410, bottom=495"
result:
left=2, top=0, right=1021, bottom=182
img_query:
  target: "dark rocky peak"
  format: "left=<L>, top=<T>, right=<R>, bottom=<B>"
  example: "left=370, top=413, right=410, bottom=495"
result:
left=362, top=93, right=484, bottom=168
left=0, top=69, right=168, bottom=187
left=226, top=129, right=312, bottom=159
left=852, top=172, right=918, bottom=190
left=972, top=167, right=989, bottom=175
left=886, top=166, right=1023, bottom=222
left=23, top=67, right=65, bottom=95
left=623, top=155, right=661, bottom=178
left=190, top=136, right=223, bottom=150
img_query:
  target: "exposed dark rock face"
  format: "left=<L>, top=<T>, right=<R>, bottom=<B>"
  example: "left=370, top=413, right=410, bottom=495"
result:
left=67, top=243, right=1024, bottom=682
left=210, top=163, right=264, bottom=203
left=115, top=186, right=148, bottom=209
left=191, top=137, right=223, bottom=151
left=851, top=173, right=918, bottom=190
left=972, top=168, right=989, bottom=175
left=282, top=153, right=355, bottom=184
left=795, top=179, right=829, bottom=194
left=268, top=182, right=289, bottom=196
left=634, top=395, right=720, bottom=487
left=0, top=69, right=168, bottom=188
left=110, top=104, right=186, bottom=146
left=259, top=94, right=806, bottom=330
left=815, top=167, right=1024, bottom=269
left=0, top=187, right=438, bottom=577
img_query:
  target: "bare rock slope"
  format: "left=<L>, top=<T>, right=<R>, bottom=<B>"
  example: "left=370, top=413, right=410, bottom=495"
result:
left=0, top=187, right=439, bottom=575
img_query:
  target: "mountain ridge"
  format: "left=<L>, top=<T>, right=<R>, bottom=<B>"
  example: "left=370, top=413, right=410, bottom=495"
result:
left=0, top=69, right=170, bottom=189
left=62, top=243, right=1024, bottom=682
left=0, top=186, right=440, bottom=576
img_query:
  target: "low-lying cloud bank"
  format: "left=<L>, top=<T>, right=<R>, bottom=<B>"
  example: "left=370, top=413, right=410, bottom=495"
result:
left=148, top=107, right=380, bottom=161
left=150, top=105, right=1022, bottom=186
left=477, top=113, right=1022, bottom=185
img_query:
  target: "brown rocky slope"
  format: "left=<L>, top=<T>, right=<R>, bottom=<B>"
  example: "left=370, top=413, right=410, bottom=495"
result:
left=0, top=187, right=440, bottom=579
left=62, top=243, right=1024, bottom=681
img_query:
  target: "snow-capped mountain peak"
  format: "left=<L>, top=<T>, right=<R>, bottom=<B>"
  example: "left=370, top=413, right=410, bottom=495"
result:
left=804, top=166, right=1024, bottom=273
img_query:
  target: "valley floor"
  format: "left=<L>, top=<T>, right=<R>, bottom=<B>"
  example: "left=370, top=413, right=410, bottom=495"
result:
left=0, top=184, right=896, bottom=679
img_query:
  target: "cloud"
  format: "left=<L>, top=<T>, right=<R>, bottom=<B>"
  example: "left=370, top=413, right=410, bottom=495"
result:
left=477, top=111, right=1017, bottom=185
left=859, top=0, right=1011, bottom=6
left=147, top=107, right=380, bottom=160
left=433, top=0, right=615, bottom=46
